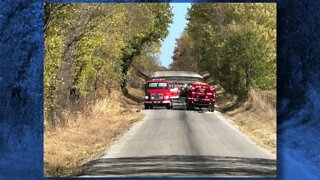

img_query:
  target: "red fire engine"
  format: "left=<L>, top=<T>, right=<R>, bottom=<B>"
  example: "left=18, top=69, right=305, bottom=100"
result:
left=144, top=79, right=171, bottom=109
left=185, top=82, right=216, bottom=111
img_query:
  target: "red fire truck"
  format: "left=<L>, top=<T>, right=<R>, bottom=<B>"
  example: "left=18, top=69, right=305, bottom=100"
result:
left=169, top=81, right=179, bottom=99
left=144, top=79, right=171, bottom=109
left=185, top=82, right=216, bottom=111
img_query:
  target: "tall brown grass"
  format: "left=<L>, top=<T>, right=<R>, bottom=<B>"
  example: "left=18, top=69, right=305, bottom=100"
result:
left=224, top=89, right=276, bottom=153
left=44, top=89, right=144, bottom=177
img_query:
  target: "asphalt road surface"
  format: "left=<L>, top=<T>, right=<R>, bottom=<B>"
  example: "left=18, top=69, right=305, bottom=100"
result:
left=80, top=108, right=276, bottom=177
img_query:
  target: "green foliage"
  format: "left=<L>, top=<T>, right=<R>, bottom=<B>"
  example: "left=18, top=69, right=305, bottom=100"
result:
left=44, top=32, right=64, bottom=125
left=169, top=31, right=198, bottom=71
left=44, top=3, right=172, bottom=126
left=119, top=3, right=173, bottom=89
left=171, top=3, right=276, bottom=101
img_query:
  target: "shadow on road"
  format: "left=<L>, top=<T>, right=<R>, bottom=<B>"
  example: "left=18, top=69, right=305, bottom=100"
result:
left=79, top=155, right=276, bottom=177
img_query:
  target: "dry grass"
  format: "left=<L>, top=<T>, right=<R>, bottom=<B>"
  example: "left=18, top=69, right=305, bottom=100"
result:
left=223, top=89, right=276, bottom=154
left=122, top=87, right=145, bottom=107
left=44, top=90, right=144, bottom=177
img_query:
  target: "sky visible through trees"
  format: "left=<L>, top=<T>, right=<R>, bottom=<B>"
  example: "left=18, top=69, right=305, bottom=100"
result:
left=1, top=1, right=319, bottom=179
left=43, top=3, right=277, bottom=126
left=159, top=3, right=191, bottom=68
left=170, top=3, right=276, bottom=101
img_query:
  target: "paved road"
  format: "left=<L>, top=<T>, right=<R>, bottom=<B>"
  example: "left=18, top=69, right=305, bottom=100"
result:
left=80, top=109, right=276, bottom=177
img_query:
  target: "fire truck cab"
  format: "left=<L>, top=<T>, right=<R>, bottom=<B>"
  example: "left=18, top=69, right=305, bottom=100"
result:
left=144, top=79, right=171, bottom=109
left=185, top=82, right=216, bottom=111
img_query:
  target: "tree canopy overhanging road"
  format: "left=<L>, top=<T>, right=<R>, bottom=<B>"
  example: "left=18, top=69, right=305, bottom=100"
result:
left=43, top=3, right=277, bottom=177
left=44, top=3, right=276, bottom=127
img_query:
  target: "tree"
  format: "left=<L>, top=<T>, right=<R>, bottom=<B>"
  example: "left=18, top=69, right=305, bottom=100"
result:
left=169, top=31, right=198, bottom=71
left=44, top=3, right=173, bottom=127
left=119, top=3, right=173, bottom=90
left=172, top=3, right=276, bottom=102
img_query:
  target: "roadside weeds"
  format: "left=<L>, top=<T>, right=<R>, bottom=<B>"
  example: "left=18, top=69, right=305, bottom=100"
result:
left=218, top=89, right=276, bottom=154
left=44, top=89, right=144, bottom=177
left=44, top=87, right=276, bottom=176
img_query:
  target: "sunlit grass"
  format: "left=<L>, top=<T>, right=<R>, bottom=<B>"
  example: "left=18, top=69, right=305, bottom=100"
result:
left=223, top=89, right=276, bottom=154
left=44, top=89, right=144, bottom=177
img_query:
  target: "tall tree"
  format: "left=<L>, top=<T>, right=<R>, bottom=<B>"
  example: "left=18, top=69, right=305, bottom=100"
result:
left=169, top=31, right=198, bottom=71
left=119, top=3, right=173, bottom=90
left=171, top=3, right=276, bottom=101
left=44, top=3, right=173, bottom=127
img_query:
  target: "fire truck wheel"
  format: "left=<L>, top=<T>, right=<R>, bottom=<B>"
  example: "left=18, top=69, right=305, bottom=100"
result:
left=208, top=104, right=215, bottom=112
left=166, top=104, right=171, bottom=109
left=144, top=104, right=149, bottom=109
left=186, top=103, right=194, bottom=110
